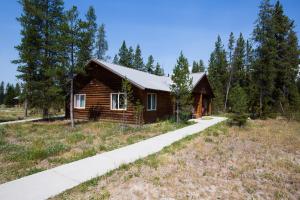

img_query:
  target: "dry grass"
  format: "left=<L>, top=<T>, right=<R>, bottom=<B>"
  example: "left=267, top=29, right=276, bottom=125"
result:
left=53, top=119, right=300, bottom=200
left=0, top=107, right=26, bottom=122
left=0, top=119, right=190, bottom=184
left=0, top=106, right=63, bottom=122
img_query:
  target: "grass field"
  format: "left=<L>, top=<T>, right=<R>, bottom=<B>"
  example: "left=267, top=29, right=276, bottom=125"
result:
left=0, top=119, right=191, bottom=184
left=53, top=119, right=300, bottom=200
left=0, top=107, right=26, bottom=122
left=0, top=106, right=64, bottom=123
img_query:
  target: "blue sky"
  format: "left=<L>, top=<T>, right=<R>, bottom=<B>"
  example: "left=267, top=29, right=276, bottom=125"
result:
left=0, top=0, right=299, bottom=84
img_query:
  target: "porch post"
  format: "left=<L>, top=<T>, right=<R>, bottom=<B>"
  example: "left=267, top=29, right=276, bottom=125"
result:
left=199, top=93, right=203, bottom=118
left=208, top=98, right=212, bottom=115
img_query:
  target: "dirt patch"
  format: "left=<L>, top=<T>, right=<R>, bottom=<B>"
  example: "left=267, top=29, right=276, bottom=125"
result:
left=55, top=119, right=300, bottom=199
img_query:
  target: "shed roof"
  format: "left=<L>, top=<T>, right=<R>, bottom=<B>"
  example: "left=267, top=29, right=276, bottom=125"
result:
left=87, top=59, right=206, bottom=92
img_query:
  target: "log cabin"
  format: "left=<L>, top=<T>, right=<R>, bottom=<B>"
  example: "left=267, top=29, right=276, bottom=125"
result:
left=67, top=59, right=214, bottom=124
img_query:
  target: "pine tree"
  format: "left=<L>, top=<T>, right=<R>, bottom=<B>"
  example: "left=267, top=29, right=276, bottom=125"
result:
left=77, top=6, right=97, bottom=70
left=133, top=45, right=144, bottom=71
left=192, top=60, right=205, bottom=73
left=285, top=29, right=300, bottom=114
left=208, top=36, right=228, bottom=113
left=14, top=0, right=66, bottom=117
left=252, top=0, right=276, bottom=117
left=95, top=23, right=108, bottom=60
left=4, top=83, right=16, bottom=107
left=113, top=54, right=119, bottom=64
left=0, top=81, right=4, bottom=105
left=272, top=1, right=300, bottom=113
left=15, top=83, right=21, bottom=97
left=198, top=60, right=205, bottom=72
left=62, top=5, right=82, bottom=127
left=232, top=33, right=246, bottom=87
left=146, top=55, right=155, bottom=74
left=128, top=46, right=134, bottom=68
left=228, top=84, right=248, bottom=113
left=224, top=32, right=235, bottom=111
left=170, top=52, right=193, bottom=123
left=118, top=41, right=129, bottom=67
left=154, top=63, right=164, bottom=76
left=192, top=61, right=199, bottom=73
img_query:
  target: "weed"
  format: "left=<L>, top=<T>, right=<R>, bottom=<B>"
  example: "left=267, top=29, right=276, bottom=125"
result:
left=152, top=176, right=160, bottom=186
left=204, top=137, right=213, bottom=143
left=23, top=167, right=45, bottom=177
left=67, top=132, right=85, bottom=144
left=126, top=134, right=145, bottom=144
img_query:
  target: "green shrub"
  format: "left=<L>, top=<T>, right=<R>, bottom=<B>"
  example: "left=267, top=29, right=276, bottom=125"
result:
left=227, top=113, right=248, bottom=127
left=228, top=85, right=248, bottom=113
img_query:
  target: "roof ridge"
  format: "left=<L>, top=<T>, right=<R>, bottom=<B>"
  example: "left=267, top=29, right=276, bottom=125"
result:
left=94, top=58, right=170, bottom=78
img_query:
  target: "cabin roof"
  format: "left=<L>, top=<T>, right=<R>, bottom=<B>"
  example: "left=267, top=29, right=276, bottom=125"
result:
left=87, top=59, right=206, bottom=92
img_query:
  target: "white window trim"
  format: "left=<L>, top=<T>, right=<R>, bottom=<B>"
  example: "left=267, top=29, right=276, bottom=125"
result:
left=110, top=92, right=127, bottom=111
left=147, top=93, right=157, bottom=111
left=74, top=94, right=86, bottom=109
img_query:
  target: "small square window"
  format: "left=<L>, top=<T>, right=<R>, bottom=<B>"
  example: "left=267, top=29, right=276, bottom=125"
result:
left=74, top=94, right=86, bottom=109
left=111, top=93, right=127, bottom=110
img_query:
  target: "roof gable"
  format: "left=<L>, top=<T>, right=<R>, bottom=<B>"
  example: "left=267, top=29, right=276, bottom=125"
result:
left=87, top=59, right=206, bottom=92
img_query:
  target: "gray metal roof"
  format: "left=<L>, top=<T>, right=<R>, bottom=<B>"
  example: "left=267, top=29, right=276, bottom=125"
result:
left=88, top=59, right=205, bottom=92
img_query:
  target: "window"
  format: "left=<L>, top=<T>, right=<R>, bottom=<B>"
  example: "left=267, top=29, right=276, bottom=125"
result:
left=74, top=94, right=86, bottom=109
left=111, top=93, right=127, bottom=110
left=147, top=93, right=157, bottom=111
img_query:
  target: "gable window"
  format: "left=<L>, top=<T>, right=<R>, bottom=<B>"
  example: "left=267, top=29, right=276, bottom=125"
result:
left=111, top=93, right=127, bottom=110
left=147, top=93, right=157, bottom=111
left=74, top=94, right=86, bottom=109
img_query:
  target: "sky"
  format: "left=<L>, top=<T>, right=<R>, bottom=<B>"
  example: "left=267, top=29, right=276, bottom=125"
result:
left=0, top=0, right=299, bottom=84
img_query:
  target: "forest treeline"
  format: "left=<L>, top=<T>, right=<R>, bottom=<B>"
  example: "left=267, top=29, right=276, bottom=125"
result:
left=0, top=82, right=21, bottom=106
left=207, top=0, right=300, bottom=118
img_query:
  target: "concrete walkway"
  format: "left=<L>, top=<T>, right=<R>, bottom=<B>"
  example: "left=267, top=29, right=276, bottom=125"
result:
left=0, top=116, right=226, bottom=200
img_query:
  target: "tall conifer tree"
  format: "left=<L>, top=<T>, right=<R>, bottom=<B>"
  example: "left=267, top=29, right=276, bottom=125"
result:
left=95, top=23, right=108, bottom=60
left=118, top=41, right=129, bottom=67
left=0, top=81, right=4, bottom=105
left=170, top=52, right=193, bottom=122
left=133, top=45, right=144, bottom=71
left=14, top=0, right=66, bottom=117
left=77, top=6, right=97, bottom=69
left=154, top=63, right=165, bottom=76
left=208, top=36, right=228, bottom=112
left=224, top=32, right=235, bottom=111
left=252, top=0, right=276, bottom=116
left=146, top=55, right=155, bottom=74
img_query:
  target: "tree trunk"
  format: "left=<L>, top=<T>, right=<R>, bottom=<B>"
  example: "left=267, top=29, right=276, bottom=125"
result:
left=259, top=88, right=263, bottom=117
left=70, top=78, right=74, bottom=128
left=224, top=66, right=233, bottom=111
left=24, top=98, right=28, bottom=118
left=43, top=108, right=49, bottom=119
left=176, top=99, right=179, bottom=123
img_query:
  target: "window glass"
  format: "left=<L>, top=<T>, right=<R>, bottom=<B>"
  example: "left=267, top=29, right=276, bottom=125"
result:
left=147, top=94, right=157, bottom=111
left=74, top=94, right=85, bottom=108
left=80, top=95, right=85, bottom=107
left=119, top=94, right=126, bottom=109
left=111, top=94, right=117, bottom=109
left=152, top=94, right=156, bottom=110
left=111, top=93, right=126, bottom=110
left=147, top=94, right=152, bottom=110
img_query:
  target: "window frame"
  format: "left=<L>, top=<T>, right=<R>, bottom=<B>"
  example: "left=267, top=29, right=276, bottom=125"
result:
left=110, top=92, right=127, bottom=111
left=74, top=94, right=86, bottom=109
left=147, top=93, right=157, bottom=111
